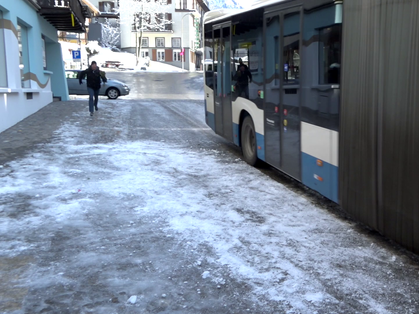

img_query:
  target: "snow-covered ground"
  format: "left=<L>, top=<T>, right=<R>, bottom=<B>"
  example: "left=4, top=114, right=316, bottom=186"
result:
left=124, top=60, right=189, bottom=73
left=1, top=95, right=419, bottom=313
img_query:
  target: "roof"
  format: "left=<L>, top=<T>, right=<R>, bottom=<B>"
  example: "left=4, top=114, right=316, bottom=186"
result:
left=203, top=0, right=337, bottom=25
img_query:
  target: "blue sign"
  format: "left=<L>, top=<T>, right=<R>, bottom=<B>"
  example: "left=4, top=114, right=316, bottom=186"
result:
left=284, top=63, right=289, bottom=72
left=72, top=50, right=81, bottom=60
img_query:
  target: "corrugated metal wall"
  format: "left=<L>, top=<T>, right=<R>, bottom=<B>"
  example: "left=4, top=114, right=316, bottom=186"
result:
left=340, top=0, right=419, bottom=252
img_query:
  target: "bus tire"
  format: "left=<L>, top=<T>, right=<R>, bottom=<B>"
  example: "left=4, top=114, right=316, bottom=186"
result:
left=241, top=116, right=258, bottom=166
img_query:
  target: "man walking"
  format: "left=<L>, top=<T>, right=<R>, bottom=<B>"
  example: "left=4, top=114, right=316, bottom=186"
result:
left=235, top=58, right=252, bottom=99
left=79, top=61, right=107, bottom=116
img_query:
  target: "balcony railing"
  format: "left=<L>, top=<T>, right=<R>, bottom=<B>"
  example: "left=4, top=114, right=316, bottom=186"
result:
left=37, top=0, right=88, bottom=32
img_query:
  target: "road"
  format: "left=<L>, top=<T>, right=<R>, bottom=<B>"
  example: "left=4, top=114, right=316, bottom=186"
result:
left=1, top=71, right=419, bottom=314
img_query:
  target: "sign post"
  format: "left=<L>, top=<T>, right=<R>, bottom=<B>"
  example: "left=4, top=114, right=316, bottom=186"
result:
left=72, top=50, right=82, bottom=70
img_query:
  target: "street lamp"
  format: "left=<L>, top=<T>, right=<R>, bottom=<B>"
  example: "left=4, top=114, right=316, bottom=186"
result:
left=181, top=13, right=195, bottom=71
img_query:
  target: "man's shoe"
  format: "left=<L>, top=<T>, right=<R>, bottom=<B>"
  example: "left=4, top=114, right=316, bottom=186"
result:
left=90, top=112, right=93, bottom=116
left=95, top=106, right=98, bottom=111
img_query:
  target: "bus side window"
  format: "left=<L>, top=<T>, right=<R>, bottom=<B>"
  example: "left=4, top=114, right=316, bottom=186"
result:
left=319, top=25, right=342, bottom=85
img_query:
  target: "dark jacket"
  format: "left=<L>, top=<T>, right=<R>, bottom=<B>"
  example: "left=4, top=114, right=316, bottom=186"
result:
left=79, top=66, right=107, bottom=90
left=235, top=65, right=252, bottom=86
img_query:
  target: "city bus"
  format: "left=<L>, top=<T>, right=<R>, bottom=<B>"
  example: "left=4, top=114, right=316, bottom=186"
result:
left=203, top=0, right=419, bottom=253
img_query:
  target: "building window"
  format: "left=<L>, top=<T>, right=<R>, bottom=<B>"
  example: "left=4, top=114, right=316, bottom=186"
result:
left=0, top=11, right=7, bottom=87
left=172, top=37, right=181, bottom=48
left=183, top=0, right=187, bottom=9
left=18, top=23, right=30, bottom=88
left=165, top=13, right=172, bottom=31
left=141, top=50, right=149, bottom=58
left=173, top=49, right=181, bottom=61
left=156, top=37, right=165, bottom=47
left=141, top=37, right=149, bottom=47
left=41, top=36, right=47, bottom=69
left=99, top=1, right=115, bottom=13
left=157, top=49, right=165, bottom=61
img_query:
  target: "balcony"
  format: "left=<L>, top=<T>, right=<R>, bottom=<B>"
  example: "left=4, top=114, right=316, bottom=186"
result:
left=37, top=0, right=90, bottom=32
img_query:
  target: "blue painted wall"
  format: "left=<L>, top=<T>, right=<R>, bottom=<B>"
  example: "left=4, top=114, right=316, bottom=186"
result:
left=1, top=0, right=69, bottom=100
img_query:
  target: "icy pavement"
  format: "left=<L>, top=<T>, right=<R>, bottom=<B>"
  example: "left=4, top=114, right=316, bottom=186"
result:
left=1, top=101, right=419, bottom=313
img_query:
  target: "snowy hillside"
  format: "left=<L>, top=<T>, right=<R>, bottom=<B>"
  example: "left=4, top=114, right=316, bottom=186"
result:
left=208, top=0, right=243, bottom=9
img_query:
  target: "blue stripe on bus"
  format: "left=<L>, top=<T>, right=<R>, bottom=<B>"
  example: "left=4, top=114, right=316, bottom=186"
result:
left=301, top=152, right=338, bottom=202
left=206, top=110, right=215, bottom=131
left=233, top=123, right=240, bottom=146
left=256, top=133, right=265, bottom=161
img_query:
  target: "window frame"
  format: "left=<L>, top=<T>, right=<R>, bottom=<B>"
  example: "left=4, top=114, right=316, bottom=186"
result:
left=0, top=11, right=7, bottom=87
left=157, top=49, right=165, bottom=61
left=156, top=37, right=165, bottom=48
left=41, top=35, right=47, bottom=70
left=173, top=49, right=181, bottom=61
left=141, top=37, right=149, bottom=47
left=18, top=22, right=31, bottom=88
left=172, top=37, right=181, bottom=48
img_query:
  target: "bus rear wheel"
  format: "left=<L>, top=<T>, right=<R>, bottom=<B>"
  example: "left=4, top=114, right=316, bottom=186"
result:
left=241, top=116, right=258, bottom=166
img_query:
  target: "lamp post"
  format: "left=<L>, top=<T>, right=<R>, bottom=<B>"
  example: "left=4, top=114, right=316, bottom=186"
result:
left=181, top=13, right=194, bottom=71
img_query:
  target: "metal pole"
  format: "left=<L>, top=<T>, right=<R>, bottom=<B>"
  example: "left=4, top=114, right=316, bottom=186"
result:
left=181, top=16, right=184, bottom=70
left=79, top=33, right=82, bottom=70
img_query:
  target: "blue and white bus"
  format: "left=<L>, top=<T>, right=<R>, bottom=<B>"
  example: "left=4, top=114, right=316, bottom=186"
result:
left=203, top=0, right=419, bottom=253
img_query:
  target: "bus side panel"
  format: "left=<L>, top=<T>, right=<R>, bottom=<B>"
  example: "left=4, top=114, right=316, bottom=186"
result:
left=204, top=85, right=215, bottom=131
left=341, top=0, right=419, bottom=253
left=300, top=3, right=341, bottom=202
left=301, top=122, right=338, bottom=202
left=256, top=133, right=265, bottom=161
left=232, top=98, right=265, bottom=161
left=233, top=123, right=239, bottom=146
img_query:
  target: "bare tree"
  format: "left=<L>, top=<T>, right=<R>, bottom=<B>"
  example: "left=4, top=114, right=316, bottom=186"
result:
left=100, top=18, right=121, bottom=50
left=118, top=0, right=173, bottom=65
left=85, top=41, right=100, bottom=66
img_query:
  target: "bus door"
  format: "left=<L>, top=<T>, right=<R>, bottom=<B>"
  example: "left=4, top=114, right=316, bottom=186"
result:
left=264, top=9, right=301, bottom=180
left=213, top=23, right=233, bottom=141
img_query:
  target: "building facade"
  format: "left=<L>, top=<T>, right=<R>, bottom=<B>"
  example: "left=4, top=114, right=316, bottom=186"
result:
left=87, top=0, right=209, bottom=71
left=0, top=0, right=89, bottom=133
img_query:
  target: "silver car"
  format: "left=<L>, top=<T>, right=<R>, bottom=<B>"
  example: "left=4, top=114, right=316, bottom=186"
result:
left=66, top=70, right=130, bottom=99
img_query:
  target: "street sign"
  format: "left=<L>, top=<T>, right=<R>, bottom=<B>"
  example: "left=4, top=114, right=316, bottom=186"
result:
left=72, top=50, right=81, bottom=62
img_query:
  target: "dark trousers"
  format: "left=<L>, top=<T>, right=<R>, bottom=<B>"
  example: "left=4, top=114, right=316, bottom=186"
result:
left=87, top=87, right=99, bottom=113
left=237, top=84, right=249, bottom=99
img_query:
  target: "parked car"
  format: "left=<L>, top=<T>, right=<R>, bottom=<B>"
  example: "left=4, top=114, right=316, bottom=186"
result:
left=66, top=70, right=130, bottom=99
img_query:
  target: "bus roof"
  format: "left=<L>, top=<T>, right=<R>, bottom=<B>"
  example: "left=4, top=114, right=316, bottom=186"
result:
left=203, top=0, right=336, bottom=25
left=203, top=0, right=288, bottom=25
left=203, top=9, right=243, bottom=25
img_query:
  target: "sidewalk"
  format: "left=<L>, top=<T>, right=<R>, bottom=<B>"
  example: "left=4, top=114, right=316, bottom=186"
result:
left=0, top=101, right=85, bottom=166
